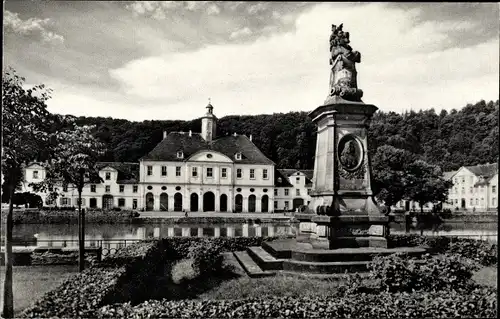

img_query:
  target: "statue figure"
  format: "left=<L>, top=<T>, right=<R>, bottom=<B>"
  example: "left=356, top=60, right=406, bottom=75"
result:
left=327, top=23, right=363, bottom=103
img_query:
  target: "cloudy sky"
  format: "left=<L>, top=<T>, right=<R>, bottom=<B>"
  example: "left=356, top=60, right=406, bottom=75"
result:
left=4, top=1, right=499, bottom=121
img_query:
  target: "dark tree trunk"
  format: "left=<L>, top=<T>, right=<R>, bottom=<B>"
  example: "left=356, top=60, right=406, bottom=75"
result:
left=2, top=179, right=15, bottom=318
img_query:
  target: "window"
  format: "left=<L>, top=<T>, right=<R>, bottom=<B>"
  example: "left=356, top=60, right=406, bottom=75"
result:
left=192, top=167, right=198, bottom=177
left=60, top=198, right=70, bottom=206
left=33, top=171, right=39, bottom=179
left=91, top=185, right=96, bottom=193
left=462, top=177, right=465, bottom=183
left=493, top=186, right=497, bottom=193
left=105, top=185, right=110, bottom=193
left=274, top=189, right=278, bottom=196
left=77, top=198, right=85, bottom=206
left=177, top=151, right=183, bottom=159
left=296, top=177, right=300, bottom=184
left=132, top=199, right=138, bottom=209
left=48, top=185, right=53, bottom=192
left=147, top=166, right=153, bottom=176
left=237, top=169, right=242, bottom=179
left=250, top=169, right=255, bottom=179
left=284, top=201, right=289, bottom=209
left=307, top=189, right=311, bottom=195
left=263, top=169, right=268, bottom=179
left=493, top=198, right=497, bottom=206
left=176, top=166, right=181, bottom=177
left=296, top=189, right=300, bottom=196
left=221, top=168, right=227, bottom=178
left=133, top=185, right=138, bottom=193
left=461, top=187, right=465, bottom=194
left=481, top=198, right=484, bottom=205
left=274, top=201, right=278, bottom=209
left=119, top=185, right=124, bottom=193
left=118, top=198, right=125, bottom=207
left=63, top=185, right=68, bottom=192
left=235, top=153, right=242, bottom=160
left=470, top=199, right=473, bottom=206
left=161, top=166, right=167, bottom=176
left=105, top=172, right=111, bottom=180
left=285, top=189, right=289, bottom=196
left=45, top=198, right=53, bottom=205
left=206, top=167, right=213, bottom=177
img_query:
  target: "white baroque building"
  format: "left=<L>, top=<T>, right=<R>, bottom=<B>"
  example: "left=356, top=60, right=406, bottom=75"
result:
left=20, top=103, right=313, bottom=213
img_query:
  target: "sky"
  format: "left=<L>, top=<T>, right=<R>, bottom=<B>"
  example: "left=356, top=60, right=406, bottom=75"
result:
left=3, top=1, right=499, bottom=121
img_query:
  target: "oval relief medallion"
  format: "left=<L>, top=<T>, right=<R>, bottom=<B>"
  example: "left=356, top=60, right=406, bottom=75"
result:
left=338, top=134, right=364, bottom=172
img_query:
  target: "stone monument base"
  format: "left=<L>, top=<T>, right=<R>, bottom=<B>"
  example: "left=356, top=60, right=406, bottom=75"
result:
left=295, top=214, right=389, bottom=249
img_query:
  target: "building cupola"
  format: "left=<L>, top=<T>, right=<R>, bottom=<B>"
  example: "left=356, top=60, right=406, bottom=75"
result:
left=201, top=98, right=217, bottom=142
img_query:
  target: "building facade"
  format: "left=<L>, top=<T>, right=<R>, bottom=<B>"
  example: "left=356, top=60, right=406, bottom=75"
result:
left=391, top=163, right=498, bottom=212
left=20, top=103, right=312, bottom=213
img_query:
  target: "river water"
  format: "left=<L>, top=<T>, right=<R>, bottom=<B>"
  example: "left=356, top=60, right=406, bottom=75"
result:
left=5, top=220, right=498, bottom=250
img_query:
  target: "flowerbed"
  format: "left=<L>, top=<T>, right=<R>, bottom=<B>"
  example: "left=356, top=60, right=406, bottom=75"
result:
left=97, top=288, right=497, bottom=318
left=388, top=234, right=497, bottom=266
left=1, top=208, right=140, bottom=224
left=19, top=240, right=163, bottom=318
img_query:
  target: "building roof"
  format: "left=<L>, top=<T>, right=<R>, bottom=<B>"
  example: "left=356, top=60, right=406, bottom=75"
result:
left=465, top=163, right=498, bottom=178
left=141, top=132, right=274, bottom=165
left=97, top=162, right=139, bottom=184
left=277, top=169, right=314, bottom=187
left=274, top=169, right=293, bottom=187
left=443, top=170, right=457, bottom=180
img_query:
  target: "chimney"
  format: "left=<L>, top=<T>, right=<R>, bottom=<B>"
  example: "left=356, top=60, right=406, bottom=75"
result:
left=249, top=134, right=253, bottom=142
left=163, top=131, right=167, bottom=139
left=189, top=130, right=192, bottom=137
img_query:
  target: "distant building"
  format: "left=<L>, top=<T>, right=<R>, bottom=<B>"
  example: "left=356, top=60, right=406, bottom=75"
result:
left=392, top=163, right=498, bottom=212
left=20, top=102, right=311, bottom=213
left=445, top=163, right=498, bottom=211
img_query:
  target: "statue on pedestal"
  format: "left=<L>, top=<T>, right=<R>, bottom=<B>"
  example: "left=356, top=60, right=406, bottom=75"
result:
left=327, top=23, right=363, bottom=102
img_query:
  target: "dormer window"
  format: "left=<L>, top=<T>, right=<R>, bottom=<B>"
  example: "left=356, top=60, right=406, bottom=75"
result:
left=235, top=152, right=242, bottom=160
left=177, top=151, right=184, bottom=159
left=105, top=172, right=111, bottom=180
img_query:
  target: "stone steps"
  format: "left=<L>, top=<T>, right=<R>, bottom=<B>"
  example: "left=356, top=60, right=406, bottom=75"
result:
left=283, top=259, right=370, bottom=274
left=233, top=251, right=275, bottom=278
left=246, top=246, right=284, bottom=270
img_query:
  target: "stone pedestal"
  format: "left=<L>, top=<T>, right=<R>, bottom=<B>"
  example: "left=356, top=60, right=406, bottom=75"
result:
left=298, top=97, right=388, bottom=249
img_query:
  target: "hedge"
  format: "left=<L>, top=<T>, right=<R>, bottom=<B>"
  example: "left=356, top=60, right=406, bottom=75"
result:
left=97, top=288, right=497, bottom=319
left=19, top=240, right=163, bottom=318
left=388, top=234, right=498, bottom=266
left=1, top=209, right=140, bottom=224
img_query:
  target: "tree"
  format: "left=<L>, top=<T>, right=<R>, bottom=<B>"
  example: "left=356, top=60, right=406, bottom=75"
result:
left=2, top=68, right=52, bottom=318
left=32, top=122, right=105, bottom=271
left=371, top=145, right=416, bottom=212
left=405, top=160, right=453, bottom=214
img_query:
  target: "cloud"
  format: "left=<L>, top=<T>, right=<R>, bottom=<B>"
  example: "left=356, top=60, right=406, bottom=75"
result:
left=247, top=2, right=269, bottom=14
left=127, top=1, right=220, bottom=19
left=105, top=3, right=498, bottom=121
left=230, top=27, right=253, bottom=39
left=3, top=10, right=64, bottom=44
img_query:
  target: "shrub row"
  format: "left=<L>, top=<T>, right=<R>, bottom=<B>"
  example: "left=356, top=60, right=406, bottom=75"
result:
left=368, top=253, right=479, bottom=293
left=97, top=288, right=497, bottom=319
left=20, top=240, right=162, bottom=318
left=1, top=209, right=140, bottom=224
left=388, top=234, right=497, bottom=266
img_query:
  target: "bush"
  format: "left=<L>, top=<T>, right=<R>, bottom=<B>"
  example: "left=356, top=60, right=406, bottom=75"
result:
left=20, top=240, right=163, bottom=318
left=368, top=253, right=479, bottom=293
left=440, top=208, right=453, bottom=219
left=97, top=288, right=497, bottom=318
left=388, top=234, right=497, bottom=266
left=171, top=259, right=197, bottom=284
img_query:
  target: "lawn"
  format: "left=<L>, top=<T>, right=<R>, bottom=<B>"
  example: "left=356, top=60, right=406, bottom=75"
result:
left=0, top=265, right=78, bottom=315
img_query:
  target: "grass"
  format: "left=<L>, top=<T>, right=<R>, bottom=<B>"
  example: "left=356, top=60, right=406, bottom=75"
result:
left=472, top=266, right=497, bottom=288
left=0, top=265, right=78, bottom=315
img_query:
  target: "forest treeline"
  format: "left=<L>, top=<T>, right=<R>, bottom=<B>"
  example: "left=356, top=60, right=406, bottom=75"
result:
left=70, top=99, right=498, bottom=172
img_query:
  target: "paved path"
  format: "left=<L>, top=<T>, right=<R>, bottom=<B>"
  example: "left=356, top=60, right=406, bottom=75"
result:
left=138, top=211, right=293, bottom=220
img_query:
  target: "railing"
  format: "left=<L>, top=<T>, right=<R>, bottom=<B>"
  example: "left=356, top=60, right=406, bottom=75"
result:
left=6, top=239, right=146, bottom=258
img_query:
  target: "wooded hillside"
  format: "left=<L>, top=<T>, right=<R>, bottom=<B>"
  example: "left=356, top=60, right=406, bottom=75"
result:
left=70, top=99, right=498, bottom=172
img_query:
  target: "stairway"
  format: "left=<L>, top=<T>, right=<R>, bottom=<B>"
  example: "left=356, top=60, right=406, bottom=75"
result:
left=233, top=239, right=427, bottom=277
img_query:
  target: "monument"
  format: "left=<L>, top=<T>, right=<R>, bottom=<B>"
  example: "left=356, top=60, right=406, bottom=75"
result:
left=295, top=23, right=389, bottom=249
left=233, top=24, right=426, bottom=275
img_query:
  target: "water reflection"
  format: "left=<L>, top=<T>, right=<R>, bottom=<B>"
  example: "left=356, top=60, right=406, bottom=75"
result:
left=4, top=221, right=497, bottom=249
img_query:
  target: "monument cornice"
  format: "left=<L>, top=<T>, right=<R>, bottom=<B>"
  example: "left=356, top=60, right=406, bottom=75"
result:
left=309, top=100, right=378, bottom=123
